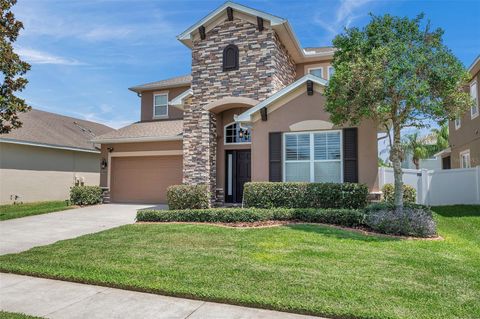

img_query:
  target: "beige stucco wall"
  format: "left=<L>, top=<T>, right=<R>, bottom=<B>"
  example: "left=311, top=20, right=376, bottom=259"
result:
left=140, top=86, right=188, bottom=122
left=0, top=143, right=100, bottom=204
left=99, top=140, right=183, bottom=187
left=250, top=91, right=379, bottom=191
left=295, top=60, right=333, bottom=79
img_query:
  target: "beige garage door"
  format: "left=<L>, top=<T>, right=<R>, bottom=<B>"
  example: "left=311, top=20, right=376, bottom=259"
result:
left=110, top=155, right=182, bottom=204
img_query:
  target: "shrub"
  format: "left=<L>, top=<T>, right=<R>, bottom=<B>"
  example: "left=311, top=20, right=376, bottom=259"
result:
left=137, top=207, right=364, bottom=227
left=364, top=202, right=436, bottom=237
left=382, top=184, right=416, bottom=204
left=69, top=186, right=102, bottom=206
left=243, top=182, right=368, bottom=209
left=167, top=184, right=210, bottom=210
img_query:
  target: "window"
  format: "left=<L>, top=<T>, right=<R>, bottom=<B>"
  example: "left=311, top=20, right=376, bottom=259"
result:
left=455, top=117, right=461, bottom=130
left=284, top=131, right=342, bottom=183
left=471, top=81, right=478, bottom=119
left=223, top=44, right=239, bottom=71
left=153, top=93, right=168, bottom=117
left=328, top=66, right=334, bottom=79
left=308, top=67, right=323, bottom=79
left=224, top=123, right=251, bottom=144
left=460, top=150, right=471, bottom=168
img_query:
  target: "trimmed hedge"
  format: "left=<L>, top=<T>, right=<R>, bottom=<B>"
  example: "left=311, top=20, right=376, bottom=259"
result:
left=243, top=182, right=369, bottom=209
left=69, top=186, right=102, bottom=205
left=167, top=184, right=210, bottom=210
left=365, top=202, right=436, bottom=237
left=382, top=183, right=416, bottom=204
left=137, top=207, right=365, bottom=227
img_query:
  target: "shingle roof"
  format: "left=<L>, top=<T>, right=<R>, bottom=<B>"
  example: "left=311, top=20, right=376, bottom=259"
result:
left=92, top=120, right=183, bottom=143
left=0, top=109, right=113, bottom=151
left=129, top=75, right=192, bottom=93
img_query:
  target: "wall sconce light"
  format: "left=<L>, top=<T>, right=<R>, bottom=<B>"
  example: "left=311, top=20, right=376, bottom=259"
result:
left=107, top=147, right=114, bottom=153
left=101, top=158, right=108, bottom=169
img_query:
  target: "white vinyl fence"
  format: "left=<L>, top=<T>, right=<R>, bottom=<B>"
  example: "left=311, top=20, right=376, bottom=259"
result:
left=379, top=166, right=480, bottom=205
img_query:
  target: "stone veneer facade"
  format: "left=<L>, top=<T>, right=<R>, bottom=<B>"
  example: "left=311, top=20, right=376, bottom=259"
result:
left=182, top=16, right=296, bottom=204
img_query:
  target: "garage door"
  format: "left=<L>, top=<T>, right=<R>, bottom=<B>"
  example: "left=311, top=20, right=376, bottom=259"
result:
left=110, top=155, right=182, bottom=203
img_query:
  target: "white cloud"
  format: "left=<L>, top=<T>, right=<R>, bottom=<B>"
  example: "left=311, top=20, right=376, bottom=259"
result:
left=16, top=47, right=84, bottom=65
left=314, top=0, right=376, bottom=37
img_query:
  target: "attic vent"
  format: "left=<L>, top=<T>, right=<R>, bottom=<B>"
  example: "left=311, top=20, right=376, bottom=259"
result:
left=223, top=44, right=239, bottom=71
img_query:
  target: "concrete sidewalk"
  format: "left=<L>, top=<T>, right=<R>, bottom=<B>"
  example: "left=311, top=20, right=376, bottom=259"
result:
left=0, top=204, right=162, bottom=255
left=0, top=273, right=323, bottom=319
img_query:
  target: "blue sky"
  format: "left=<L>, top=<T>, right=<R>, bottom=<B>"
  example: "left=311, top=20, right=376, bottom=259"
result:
left=13, top=0, right=480, bottom=129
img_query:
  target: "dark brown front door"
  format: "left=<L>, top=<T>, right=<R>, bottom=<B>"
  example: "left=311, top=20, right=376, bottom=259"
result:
left=225, top=150, right=251, bottom=203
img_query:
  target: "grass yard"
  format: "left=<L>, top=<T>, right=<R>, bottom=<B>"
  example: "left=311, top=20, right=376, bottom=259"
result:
left=0, top=312, right=42, bottom=319
left=0, top=201, right=73, bottom=221
left=0, top=205, right=479, bottom=319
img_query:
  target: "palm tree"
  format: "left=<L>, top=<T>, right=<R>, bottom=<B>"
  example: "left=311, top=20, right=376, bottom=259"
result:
left=431, top=124, right=449, bottom=154
left=401, top=132, right=430, bottom=169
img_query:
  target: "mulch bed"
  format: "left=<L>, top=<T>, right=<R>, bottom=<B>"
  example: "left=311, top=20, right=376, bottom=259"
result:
left=136, top=220, right=443, bottom=240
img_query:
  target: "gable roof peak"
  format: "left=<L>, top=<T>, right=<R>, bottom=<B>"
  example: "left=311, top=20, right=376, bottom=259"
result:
left=177, top=1, right=334, bottom=63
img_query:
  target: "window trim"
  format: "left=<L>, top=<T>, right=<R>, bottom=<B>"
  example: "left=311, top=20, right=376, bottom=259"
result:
left=282, top=130, right=343, bottom=183
left=454, top=117, right=461, bottom=130
left=307, top=67, right=324, bottom=79
left=153, top=93, right=169, bottom=118
left=459, top=149, right=471, bottom=168
left=224, top=122, right=251, bottom=145
left=327, top=66, right=334, bottom=80
left=470, top=80, right=479, bottom=119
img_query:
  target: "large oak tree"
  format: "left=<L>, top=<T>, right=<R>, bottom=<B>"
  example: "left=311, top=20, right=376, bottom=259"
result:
left=1, top=0, right=30, bottom=134
left=325, top=14, right=471, bottom=211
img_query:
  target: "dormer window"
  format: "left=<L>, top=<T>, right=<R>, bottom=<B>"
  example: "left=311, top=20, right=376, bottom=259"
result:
left=223, top=44, right=239, bottom=71
left=153, top=93, right=168, bottom=118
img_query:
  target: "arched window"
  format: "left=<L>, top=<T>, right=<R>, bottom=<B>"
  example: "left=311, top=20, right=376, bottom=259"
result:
left=224, top=122, right=251, bottom=144
left=223, top=44, right=239, bottom=71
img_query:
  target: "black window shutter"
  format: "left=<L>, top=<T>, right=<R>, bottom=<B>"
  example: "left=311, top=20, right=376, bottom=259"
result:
left=343, top=128, right=358, bottom=183
left=269, top=132, right=282, bottom=182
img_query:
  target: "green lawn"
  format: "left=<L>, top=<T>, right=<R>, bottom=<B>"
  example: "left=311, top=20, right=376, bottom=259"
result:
left=0, top=201, right=73, bottom=221
left=0, top=205, right=479, bottom=319
left=0, top=312, right=42, bottom=319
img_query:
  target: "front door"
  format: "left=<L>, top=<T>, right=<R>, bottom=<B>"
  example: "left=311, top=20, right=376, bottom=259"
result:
left=225, top=150, right=251, bottom=203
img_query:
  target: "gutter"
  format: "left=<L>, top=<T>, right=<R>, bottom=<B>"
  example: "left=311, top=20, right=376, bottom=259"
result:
left=91, top=135, right=183, bottom=144
left=0, top=138, right=100, bottom=154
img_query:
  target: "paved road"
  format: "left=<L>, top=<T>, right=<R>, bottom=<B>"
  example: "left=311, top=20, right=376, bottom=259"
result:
left=0, top=204, right=162, bottom=255
left=0, top=273, right=322, bottom=319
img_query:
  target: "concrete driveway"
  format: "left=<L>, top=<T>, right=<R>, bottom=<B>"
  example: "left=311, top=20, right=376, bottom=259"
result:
left=0, top=203, right=164, bottom=255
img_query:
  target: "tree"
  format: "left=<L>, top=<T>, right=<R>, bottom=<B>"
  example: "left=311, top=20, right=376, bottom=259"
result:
left=1, top=0, right=30, bottom=134
left=325, top=13, right=471, bottom=212
left=401, top=132, right=430, bottom=169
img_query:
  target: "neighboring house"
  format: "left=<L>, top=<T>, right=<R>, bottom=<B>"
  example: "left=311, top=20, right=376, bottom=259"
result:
left=0, top=109, right=113, bottom=204
left=402, top=134, right=442, bottom=170
left=93, top=2, right=379, bottom=204
left=436, top=55, right=480, bottom=169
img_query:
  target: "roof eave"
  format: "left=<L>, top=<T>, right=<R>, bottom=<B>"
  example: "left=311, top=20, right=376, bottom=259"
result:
left=235, top=74, right=328, bottom=123
left=176, top=1, right=286, bottom=49
left=129, top=82, right=191, bottom=94
left=0, top=138, right=100, bottom=153
left=92, top=135, right=183, bottom=144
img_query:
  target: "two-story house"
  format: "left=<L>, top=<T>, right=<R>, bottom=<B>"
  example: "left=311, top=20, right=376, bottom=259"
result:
left=436, top=56, right=479, bottom=169
left=93, top=2, right=379, bottom=204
